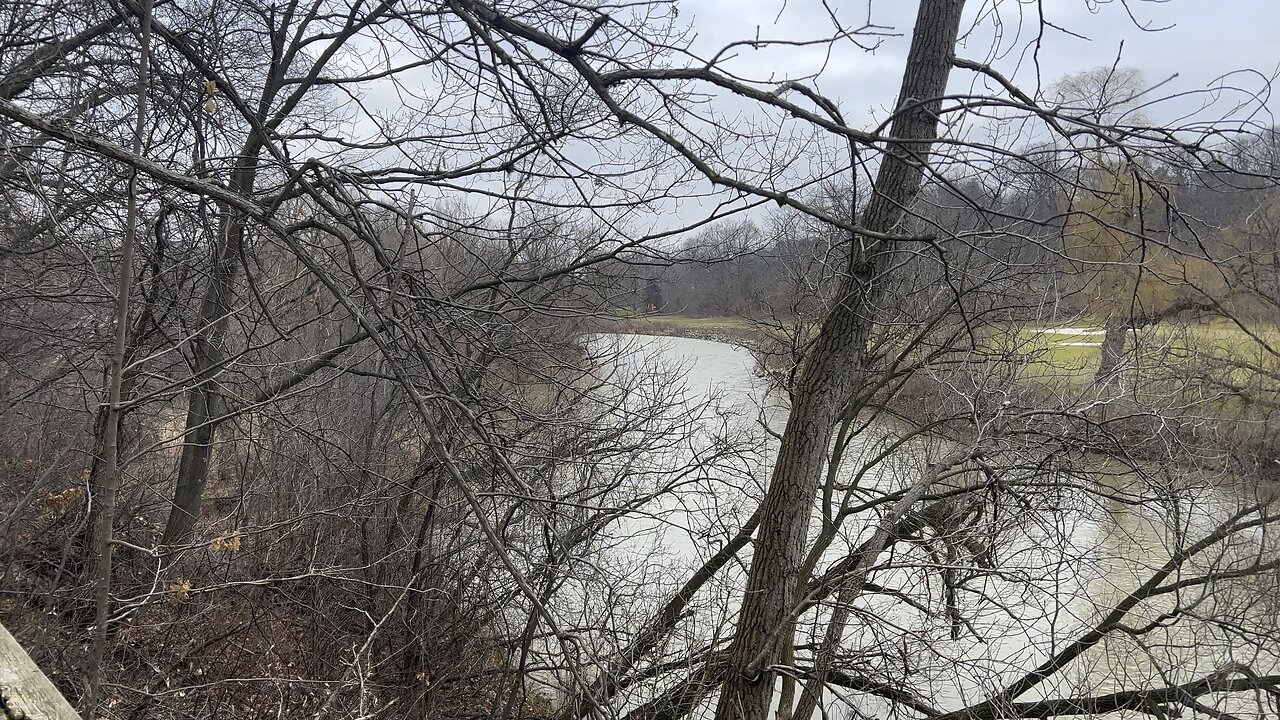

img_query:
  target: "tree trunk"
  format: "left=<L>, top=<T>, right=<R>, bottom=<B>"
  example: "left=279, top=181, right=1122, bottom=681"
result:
left=153, top=1, right=392, bottom=549
left=1093, top=321, right=1128, bottom=385
left=713, top=2, right=966, bottom=718
left=81, top=370, right=138, bottom=562
left=789, top=451, right=973, bottom=720
left=159, top=103, right=264, bottom=549
left=160, top=211, right=247, bottom=548
left=87, top=0, right=152, bottom=712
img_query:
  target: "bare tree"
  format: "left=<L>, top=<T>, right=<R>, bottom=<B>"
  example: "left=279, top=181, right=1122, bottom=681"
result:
left=2, top=1, right=1280, bottom=719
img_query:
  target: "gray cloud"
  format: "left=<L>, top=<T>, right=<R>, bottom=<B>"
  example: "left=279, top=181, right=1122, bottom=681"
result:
left=679, top=0, right=1278, bottom=128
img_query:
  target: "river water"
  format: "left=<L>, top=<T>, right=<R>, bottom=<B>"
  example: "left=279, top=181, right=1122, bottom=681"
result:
left=543, top=334, right=1280, bottom=719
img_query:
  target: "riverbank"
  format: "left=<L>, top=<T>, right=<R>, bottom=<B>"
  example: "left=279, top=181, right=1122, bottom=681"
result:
left=600, top=314, right=1280, bottom=482
left=596, top=315, right=762, bottom=347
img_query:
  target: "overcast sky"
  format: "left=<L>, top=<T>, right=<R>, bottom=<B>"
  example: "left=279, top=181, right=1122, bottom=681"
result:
left=343, top=1, right=1280, bottom=231
left=588, top=0, right=1279, bottom=227
left=675, top=0, right=1279, bottom=130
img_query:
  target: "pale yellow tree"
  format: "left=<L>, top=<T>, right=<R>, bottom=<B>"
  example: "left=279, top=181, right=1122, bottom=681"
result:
left=1052, top=67, right=1218, bottom=381
left=1063, top=159, right=1239, bottom=383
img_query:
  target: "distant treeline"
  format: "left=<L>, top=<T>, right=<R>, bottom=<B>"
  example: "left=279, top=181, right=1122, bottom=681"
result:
left=628, top=137, right=1280, bottom=324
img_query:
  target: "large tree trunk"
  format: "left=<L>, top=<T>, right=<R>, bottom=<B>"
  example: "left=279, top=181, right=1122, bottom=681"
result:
left=160, top=208, right=249, bottom=548
left=1093, top=321, right=1129, bottom=385
left=789, top=452, right=974, bottom=720
left=153, top=1, right=395, bottom=549
left=159, top=127, right=263, bottom=549
left=713, top=3, right=967, bottom=719
left=1094, top=298, right=1219, bottom=387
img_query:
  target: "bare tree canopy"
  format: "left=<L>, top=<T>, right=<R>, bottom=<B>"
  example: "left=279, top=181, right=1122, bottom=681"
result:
left=1, top=1, right=1279, bottom=719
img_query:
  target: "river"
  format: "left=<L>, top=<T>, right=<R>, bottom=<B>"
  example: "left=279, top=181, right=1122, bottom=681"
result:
left=540, top=334, right=1279, bottom=719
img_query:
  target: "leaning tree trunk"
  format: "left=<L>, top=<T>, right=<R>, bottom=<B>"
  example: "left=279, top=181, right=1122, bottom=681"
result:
left=153, top=3, right=394, bottom=549
left=158, top=71, right=263, bottom=551
left=713, top=2, right=967, bottom=719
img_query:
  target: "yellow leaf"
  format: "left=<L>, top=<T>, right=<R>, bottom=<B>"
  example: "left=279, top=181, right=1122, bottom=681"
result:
left=209, top=531, right=242, bottom=553
left=168, top=579, right=192, bottom=606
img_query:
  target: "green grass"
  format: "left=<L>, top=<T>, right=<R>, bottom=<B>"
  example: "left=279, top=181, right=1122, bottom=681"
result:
left=988, top=321, right=1280, bottom=393
left=615, top=314, right=1280, bottom=398
left=982, top=326, right=1103, bottom=381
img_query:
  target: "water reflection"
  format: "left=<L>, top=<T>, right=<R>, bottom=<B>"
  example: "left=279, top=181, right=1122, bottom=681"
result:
left=553, top=334, right=1278, bottom=719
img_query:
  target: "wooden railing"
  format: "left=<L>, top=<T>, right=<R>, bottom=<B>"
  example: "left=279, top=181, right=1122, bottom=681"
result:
left=0, top=622, right=81, bottom=720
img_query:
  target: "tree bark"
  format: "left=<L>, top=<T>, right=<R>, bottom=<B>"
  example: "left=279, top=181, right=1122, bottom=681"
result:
left=1093, top=321, right=1128, bottom=385
left=159, top=209, right=249, bottom=548
left=154, top=0, right=397, bottom=549
left=713, top=3, right=967, bottom=718
left=1093, top=299, right=1218, bottom=386
left=789, top=450, right=974, bottom=720
left=87, top=0, right=152, bottom=712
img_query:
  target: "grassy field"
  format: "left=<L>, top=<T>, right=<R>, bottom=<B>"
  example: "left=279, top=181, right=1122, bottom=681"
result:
left=1002, top=327, right=1105, bottom=376
left=619, top=314, right=1280, bottom=390
left=614, top=314, right=1280, bottom=462
left=992, top=321, right=1280, bottom=388
left=623, top=315, right=1114, bottom=378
